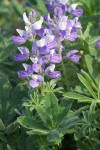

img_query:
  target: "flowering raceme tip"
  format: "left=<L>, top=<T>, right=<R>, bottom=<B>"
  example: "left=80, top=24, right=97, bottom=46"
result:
left=12, top=1, right=82, bottom=88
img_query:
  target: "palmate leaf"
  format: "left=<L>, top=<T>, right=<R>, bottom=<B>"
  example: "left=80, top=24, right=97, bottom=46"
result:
left=17, top=116, right=50, bottom=135
left=77, top=74, right=97, bottom=99
left=64, top=92, right=94, bottom=103
left=18, top=92, right=78, bottom=141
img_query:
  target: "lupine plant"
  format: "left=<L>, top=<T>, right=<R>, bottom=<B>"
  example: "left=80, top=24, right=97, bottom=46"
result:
left=0, top=0, right=100, bottom=150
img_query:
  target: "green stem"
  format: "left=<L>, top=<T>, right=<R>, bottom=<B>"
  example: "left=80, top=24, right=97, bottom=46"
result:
left=61, top=59, right=70, bottom=91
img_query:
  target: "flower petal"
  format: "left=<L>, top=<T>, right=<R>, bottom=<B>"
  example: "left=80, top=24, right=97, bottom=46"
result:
left=29, top=80, right=39, bottom=88
left=12, top=36, right=26, bottom=44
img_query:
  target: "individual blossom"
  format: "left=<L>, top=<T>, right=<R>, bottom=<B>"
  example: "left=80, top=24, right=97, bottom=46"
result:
left=45, top=64, right=61, bottom=78
left=68, top=4, right=83, bottom=17
left=12, top=9, right=44, bottom=45
left=65, top=50, right=81, bottom=62
left=14, top=46, right=29, bottom=61
left=29, top=75, right=44, bottom=88
left=18, top=64, right=32, bottom=78
left=12, top=36, right=26, bottom=44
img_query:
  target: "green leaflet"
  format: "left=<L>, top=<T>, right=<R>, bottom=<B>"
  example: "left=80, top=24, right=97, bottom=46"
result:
left=17, top=116, right=49, bottom=135
left=44, top=92, right=59, bottom=126
left=64, top=92, right=94, bottom=103
left=57, top=117, right=79, bottom=133
left=85, top=55, right=100, bottom=84
left=77, top=74, right=97, bottom=99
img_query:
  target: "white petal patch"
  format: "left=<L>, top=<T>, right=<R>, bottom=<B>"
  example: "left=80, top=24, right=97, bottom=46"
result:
left=59, top=0, right=69, bottom=5
left=70, top=4, right=78, bottom=10
left=32, top=16, right=43, bottom=30
left=23, top=12, right=30, bottom=25
left=50, top=64, right=55, bottom=72
left=59, top=22, right=67, bottom=30
left=36, top=39, right=46, bottom=47
left=30, top=57, right=38, bottom=63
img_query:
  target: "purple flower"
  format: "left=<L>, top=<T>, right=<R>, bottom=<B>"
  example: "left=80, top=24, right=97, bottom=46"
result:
left=45, top=64, right=61, bottom=78
left=14, top=46, right=29, bottom=61
left=18, top=64, right=32, bottom=78
left=12, top=36, right=26, bottom=44
left=49, top=54, right=62, bottom=63
left=68, top=4, right=83, bottom=17
left=46, top=4, right=54, bottom=11
left=98, top=23, right=100, bottom=29
left=29, top=80, right=40, bottom=88
left=71, top=9, right=83, bottom=17
left=49, top=71, right=61, bottom=78
left=16, top=29, right=29, bottom=39
left=29, top=75, right=44, bottom=88
left=54, top=7, right=63, bottom=17
left=66, top=32, right=78, bottom=41
left=32, top=16, right=44, bottom=30
left=96, top=39, right=100, bottom=48
left=32, top=64, right=40, bottom=73
left=66, top=50, right=81, bottom=62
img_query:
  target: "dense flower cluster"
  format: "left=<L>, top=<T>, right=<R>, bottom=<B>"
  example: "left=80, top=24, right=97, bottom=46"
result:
left=12, top=0, right=83, bottom=88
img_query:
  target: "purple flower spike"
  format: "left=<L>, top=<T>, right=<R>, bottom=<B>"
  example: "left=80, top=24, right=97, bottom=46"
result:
left=12, top=36, right=26, bottom=44
left=66, top=50, right=81, bottom=62
left=12, top=3, right=83, bottom=88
